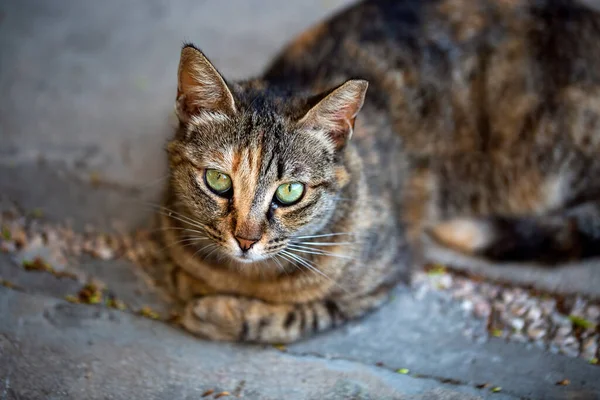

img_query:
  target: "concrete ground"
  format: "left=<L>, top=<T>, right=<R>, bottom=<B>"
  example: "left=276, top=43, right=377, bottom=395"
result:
left=1, top=1, right=600, bottom=399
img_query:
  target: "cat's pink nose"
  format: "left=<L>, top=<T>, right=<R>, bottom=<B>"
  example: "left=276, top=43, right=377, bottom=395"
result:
left=235, top=236, right=259, bottom=252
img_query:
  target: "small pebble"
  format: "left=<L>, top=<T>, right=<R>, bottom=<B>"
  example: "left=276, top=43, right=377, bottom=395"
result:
left=94, top=246, right=114, bottom=261
left=511, top=333, right=527, bottom=343
left=581, top=336, right=598, bottom=361
left=572, top=296, right=587, bottom=315
left=509, top=303, right=528, bottom=317
left=560, top=336, right=580, bottom=358
left=526, top=323, right=547, bottom=341
left=555, top=325, right=572, bottom=338
left=510, top=318, right=525, bottom=332
left=461, top=300, right=474, bottom=313
left=586, top=305, right=600, bottom=321
left=502, top=291, right=515, bottom=304
left=526, top=307, right=542, bottom=322
left=474, top=301, right=491, bottom=318
left=540, top=299, right=557, bottom=316
left=551, top=313, right=571, bottom=327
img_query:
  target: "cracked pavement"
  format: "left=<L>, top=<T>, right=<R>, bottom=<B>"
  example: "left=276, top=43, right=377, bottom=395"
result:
left=1, top=0, right=600, bottom=399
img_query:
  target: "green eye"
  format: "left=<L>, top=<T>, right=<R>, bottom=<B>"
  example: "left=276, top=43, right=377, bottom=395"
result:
left=205, top=169, right=232, bottom=194
left=275, top=182, right=305, bottom=205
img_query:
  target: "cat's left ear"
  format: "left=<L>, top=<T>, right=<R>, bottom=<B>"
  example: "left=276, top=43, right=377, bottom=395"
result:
left=176, top=44, right=236, bottom=122
left=298, top=79, right=368, bottom=150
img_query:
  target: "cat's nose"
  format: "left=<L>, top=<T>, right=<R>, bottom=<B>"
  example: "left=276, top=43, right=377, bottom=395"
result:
left=235, top=236, right=260, bottom=252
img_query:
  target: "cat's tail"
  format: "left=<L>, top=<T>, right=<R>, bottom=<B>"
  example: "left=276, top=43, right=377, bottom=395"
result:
left=425, top=201, right=600, bottom=266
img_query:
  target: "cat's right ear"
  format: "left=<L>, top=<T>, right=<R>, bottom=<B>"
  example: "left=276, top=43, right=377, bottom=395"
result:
left=298, top=79, right=368, bottom=151
left=176, top=44, right=236, bottom=123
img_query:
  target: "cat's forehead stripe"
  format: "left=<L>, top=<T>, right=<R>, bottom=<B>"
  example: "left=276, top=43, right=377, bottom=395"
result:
left=231, top=146, right=267, bottom=220
left=231, top=150, right=242, bottom=174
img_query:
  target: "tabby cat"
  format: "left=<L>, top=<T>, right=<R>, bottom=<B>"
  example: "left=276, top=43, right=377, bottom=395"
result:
left=162, top=0, right=600, bottom=343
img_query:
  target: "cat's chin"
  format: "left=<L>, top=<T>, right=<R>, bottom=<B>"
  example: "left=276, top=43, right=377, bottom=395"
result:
left=233, top=256, right=259, bottom=264
left=228, top=252, right=270, bottom=264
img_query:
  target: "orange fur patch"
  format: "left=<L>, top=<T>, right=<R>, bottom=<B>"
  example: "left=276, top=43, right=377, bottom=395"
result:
left=429, top=219, right=492, bottom=254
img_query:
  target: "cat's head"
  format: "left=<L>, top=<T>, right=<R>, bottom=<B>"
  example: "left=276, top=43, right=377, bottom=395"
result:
left=167, top=44, right=367, bottom=264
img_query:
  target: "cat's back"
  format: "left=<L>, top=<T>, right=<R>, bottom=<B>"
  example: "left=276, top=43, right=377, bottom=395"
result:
left=266, top=0, right=600, bottom=156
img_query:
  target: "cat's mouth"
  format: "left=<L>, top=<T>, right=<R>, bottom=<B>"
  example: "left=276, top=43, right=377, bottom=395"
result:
left=228, top=244, right=271, bottom=264
left=218, top=235, right=290, bottom=265
left=227, top=243, right=288, bottom=265
left=235, top=252, right=258, bottom=263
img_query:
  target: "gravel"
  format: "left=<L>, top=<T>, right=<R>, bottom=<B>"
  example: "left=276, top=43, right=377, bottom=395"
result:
left=414, top=266, right=600, bottom=364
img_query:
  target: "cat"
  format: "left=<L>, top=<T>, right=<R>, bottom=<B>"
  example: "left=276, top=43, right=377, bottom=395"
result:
left=161, top=0, right=600, bottom=343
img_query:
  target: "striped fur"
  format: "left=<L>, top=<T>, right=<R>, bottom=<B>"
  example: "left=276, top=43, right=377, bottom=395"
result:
left=163, top=0, right=600, bottom=343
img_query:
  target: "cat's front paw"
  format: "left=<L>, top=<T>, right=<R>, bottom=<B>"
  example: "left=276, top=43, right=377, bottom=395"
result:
left=182, top=295, right=247, bottom=341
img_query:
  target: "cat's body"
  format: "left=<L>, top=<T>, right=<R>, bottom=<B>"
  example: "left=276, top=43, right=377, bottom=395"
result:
left=162, top=0, right=600, bottom=343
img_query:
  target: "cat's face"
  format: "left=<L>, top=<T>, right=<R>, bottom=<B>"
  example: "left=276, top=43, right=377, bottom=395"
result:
left=167, top=45, right=367, bottom=264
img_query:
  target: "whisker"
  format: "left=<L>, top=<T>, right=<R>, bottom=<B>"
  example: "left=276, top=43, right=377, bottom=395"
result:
left=153, top=208, right=207, bottom=232
left=191, top=242, right=217, bottom=261
left=287, top=244, right=354, bottom=260
left=157, top=236, right=207, bottom=253
left=144, top=225, right=207, bottom=237
left=204, top=244, right=220, bottom=260
left=284, top=250, right=350, bottom=295
left=137, top=175, right=169, bottom=190
left=288, top=243, right=349, bottom=253
left=293, top=241, right=358, bottom=246
left=293, top=232, right=356, bottom=240
left=332, top=197, right=354, bottom=203
left=271, top=254, right=287, bottom=274
left=272, top=255, right=283, bottom=269
left=281, top=250, right=333, bottom=281
left=135, top=201, right=208, bottom=232
left=278, top=251, right=305, bottom=275
left=151, top=208, right=207, bottom=232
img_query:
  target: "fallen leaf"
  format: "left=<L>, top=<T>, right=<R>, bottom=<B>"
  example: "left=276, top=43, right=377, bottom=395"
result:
left=106, top=298, right=126, bottom=311
left=1, top=279, right=19, bottom=289
left=65, top=295, right=80, bottom=304
left=1, top=226, right=11, bottom=240
left=568, top=315, right=597, bottom=330
left=139, top=306, right=160, bottom=320
left=22, top=257, right=54, bottom=273
left=89, top=171, right=102, bottom=187
left=78, top=283, right=103, bottom=304
left=427, top=264, right=447, bottom=276
left=491, top=329, right=503, bottom=337
left=30, top=208, right=44, bottom=218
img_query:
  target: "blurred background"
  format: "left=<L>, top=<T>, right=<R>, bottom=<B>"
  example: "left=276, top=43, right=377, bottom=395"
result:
left=0, top=0, right=353, bottom=230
